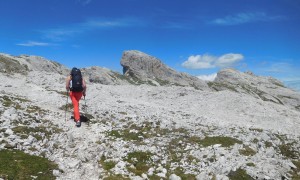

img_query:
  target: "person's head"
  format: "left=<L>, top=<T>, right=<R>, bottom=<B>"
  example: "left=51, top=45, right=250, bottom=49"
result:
left=71, top=67, right=78, bottom=75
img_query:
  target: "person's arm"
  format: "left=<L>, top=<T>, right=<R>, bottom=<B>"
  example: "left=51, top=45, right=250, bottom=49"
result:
left=66, top=75, right=71, bottom=91
left=82, top=78, right=87, bottom=96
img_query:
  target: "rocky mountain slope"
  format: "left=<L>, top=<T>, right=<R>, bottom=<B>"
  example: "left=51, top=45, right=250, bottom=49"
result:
left=121, top=50, right=209, bottom=90
left=209, top=69, right=300, bottom=111
left=0, top=52, right=300, bottom=180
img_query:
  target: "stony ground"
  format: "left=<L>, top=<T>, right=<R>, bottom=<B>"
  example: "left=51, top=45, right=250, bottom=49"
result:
left=0, top=71, right=300, bottom=180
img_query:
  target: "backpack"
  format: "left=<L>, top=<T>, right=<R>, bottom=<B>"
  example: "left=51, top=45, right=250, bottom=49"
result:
left=70, top=68, right=83, bottom=92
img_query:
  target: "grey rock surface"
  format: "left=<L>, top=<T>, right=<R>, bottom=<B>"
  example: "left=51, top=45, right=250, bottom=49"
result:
left=121, top=50, right=209, bottom=90
left=211, top=68, right=300, bottom=111
left=82, top=66, right=129, bottom=85
left=0, top=53, right=69, bottom=75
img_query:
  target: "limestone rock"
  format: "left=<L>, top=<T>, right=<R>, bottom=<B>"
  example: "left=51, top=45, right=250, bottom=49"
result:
left=169, top=174, right=181, bottom=180
left=0, top=53, right=69, bottom=75
left=211, top=68, right=300, bottom=110
left=82, top=66, right=129, bottom=85
left=120, top=50, right=209, bottom=90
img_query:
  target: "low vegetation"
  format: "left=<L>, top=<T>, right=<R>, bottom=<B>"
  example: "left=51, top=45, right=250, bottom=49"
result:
left=197, top=136, right=242, bottom=147
left=227, top=168, right=254, bottom=180
left=125, top=151, right=153, bottom=176
left=99, top=155, right=116, bottom=171
left=239, top=145, right=257, bottom=156
left=0, top=150, right=58, bottom=179
left=0, top=55, right=28, bottom=74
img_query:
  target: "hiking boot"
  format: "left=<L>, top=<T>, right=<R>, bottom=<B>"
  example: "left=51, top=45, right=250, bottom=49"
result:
left=76, top=121, right=81, bottom=127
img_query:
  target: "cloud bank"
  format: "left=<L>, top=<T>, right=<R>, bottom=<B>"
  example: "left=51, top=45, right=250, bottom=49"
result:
left=182, top=53, right=244, bottom=69
left=16, top=41, right=52, bottom=47
left=211, top=12, right=284, bottom=26
left=41, top=17, right=144, bottom=41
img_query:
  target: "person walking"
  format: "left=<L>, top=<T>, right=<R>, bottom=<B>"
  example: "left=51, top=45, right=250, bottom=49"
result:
left=66, top=67, right=86, bottom=127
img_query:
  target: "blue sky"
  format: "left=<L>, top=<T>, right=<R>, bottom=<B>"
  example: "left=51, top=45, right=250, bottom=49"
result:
left=1, top=0, right=300, bottom=87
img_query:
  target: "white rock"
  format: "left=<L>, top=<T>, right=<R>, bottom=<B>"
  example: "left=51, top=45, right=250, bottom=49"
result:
left=148, top=167, right=155, bottom=176
left=287, top=161, right=297, bottom=169
left=26, top=135, right=37, bottom=145
left=53, top=170, right=60, bottom=176
left=213, top=144, right=222, bottom=148
left=4, top=128, right=13, bottom=135
left=169, top=174, right=181, bottom=180
left=216, top=174, right=229, bottom=180
left=67, top=159, right=81, bottom=169
left=156, top=172, right=166, bottom=178
left=196, top=172, right=209, bottom=180
left=141, top=173, right=148, bottom=179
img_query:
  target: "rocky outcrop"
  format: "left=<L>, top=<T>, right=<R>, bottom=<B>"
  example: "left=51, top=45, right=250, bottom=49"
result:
left=209, top=68, right=300, bottom=110
left=0, top=54, right=28, bottom=74
left=120, top=50, right=209, bottom=90
left=82, top=66, right=129, bottom=85
left=0, top=53, right=69, bottom=75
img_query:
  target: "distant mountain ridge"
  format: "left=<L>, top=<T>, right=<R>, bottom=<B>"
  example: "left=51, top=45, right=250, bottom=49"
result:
left=1, top=51, right=299, bottom=111
left=1, top=51, right=300, bottom=179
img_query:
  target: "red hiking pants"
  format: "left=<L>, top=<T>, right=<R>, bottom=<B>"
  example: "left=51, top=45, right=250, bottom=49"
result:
left=69, top=91, right=83, bottom=122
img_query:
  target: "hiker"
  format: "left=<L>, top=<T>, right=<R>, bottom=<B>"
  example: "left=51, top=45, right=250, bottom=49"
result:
left=65, top=67, right=86, bottom=127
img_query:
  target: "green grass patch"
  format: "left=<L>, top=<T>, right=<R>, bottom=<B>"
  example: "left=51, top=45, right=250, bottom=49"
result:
left=278, top=143, right=299, bottom=159
left=207, top=82, right=238, bottom=92
left=265, top=141, right=273, bottom=148
left=0, top=149, right=58, bottom=179
left=239, top=145, right=257, bottom=156
left=26, top=105, right=45, bottom=114
left=246, top=162, right=256, bottom=167
left=99, top=155, right=116, bottom=171
left=103, top=174, right=130, bottom=180
left=228, top=168, right=254, bottom=180
left=0, top=95, right=29, bottom=109
left=124, top=151, right=153, bottom=176
left=12, top=125, right=62, bottom=140
left=172, top=167, right=196, bottom=180
left=249, top=128, right=263, bottom=132
left=198, top=136, right=242, bottom=147
left=155, top=78, right=170, bottom=86
left=107, top=130, right=122, bottom=138
left=107, top=122, right=181, bottom=141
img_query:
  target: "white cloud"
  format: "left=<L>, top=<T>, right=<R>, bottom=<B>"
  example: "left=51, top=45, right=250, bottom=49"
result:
left=211, top=12, right=285, bottom=26
left=182, top=53, right=244, bottom=69
left=264, top=62, right=293, bottom=73
left=77, top=0, right=92, bottom=5
left=41, top=17, right=143, bottom=41
left=197, top=73, right=217, bottom=81
left=16, top=41, right=52, bottom=47
left=216, top=53, right=244, bottom=67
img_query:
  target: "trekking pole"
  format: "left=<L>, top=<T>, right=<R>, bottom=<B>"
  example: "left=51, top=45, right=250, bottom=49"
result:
left=65, top=91, right=69, bottom=122
left=84, top=95, right=87, bottom=113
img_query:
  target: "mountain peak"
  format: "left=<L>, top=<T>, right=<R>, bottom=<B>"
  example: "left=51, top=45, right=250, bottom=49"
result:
left=121, top=50, right=209, bottom=90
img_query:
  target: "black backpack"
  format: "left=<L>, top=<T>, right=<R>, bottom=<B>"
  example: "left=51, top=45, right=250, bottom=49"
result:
left=70, top=68, right=83, bottom=92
